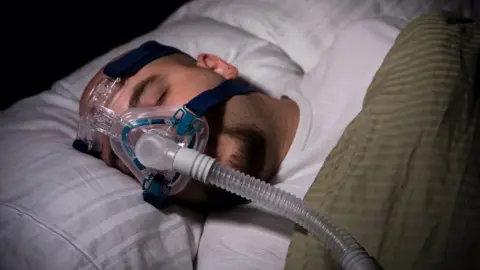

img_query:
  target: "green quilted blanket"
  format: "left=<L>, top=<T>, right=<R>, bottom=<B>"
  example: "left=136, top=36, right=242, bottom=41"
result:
left=285, top=12, right=480, bottom=270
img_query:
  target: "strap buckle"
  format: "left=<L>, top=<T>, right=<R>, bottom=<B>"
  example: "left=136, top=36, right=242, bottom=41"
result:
left=170, top=106, right=203, bottom=136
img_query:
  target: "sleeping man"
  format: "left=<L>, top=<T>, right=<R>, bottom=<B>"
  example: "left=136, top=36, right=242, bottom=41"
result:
left=72, top=14, right=478, bottom=270
left=74, top=41, right=301, bottom=212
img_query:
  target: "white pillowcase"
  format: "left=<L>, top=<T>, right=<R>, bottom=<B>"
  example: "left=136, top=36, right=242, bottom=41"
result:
left=0, top=16, right=302, bottom=270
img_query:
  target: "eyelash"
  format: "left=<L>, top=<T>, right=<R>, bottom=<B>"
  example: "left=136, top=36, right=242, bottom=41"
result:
left=156, top=90, right=166, bottom=105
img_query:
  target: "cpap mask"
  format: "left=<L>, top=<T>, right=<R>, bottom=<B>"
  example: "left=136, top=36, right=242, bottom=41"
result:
left=73, top=41, right=380, bottom=270
left=73, top=40, right=253, bottom=206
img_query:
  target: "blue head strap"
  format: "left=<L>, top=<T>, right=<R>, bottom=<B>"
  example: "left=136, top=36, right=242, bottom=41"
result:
left=103, top=41, right=190, bottom=78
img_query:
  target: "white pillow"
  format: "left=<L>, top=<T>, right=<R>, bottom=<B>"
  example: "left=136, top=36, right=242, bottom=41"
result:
left=168, top=0, right=468, bottom=72
left=0, top=16, right=302, bottom=270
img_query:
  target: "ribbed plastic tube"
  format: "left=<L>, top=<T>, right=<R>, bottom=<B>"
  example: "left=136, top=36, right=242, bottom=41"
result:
left=197, top=161, right=379, bottom=270
left=134, top=133, right=380, bottom=270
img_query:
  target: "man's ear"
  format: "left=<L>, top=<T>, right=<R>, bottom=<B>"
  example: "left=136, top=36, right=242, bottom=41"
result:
left=196, top=53, right=238, bottom=79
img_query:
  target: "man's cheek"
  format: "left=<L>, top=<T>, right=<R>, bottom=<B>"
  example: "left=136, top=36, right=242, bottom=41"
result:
left=211, top=134, right=242, bottom=166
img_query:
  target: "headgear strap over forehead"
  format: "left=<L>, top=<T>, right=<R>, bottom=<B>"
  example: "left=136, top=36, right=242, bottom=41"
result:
left=103, top=41, right=192, bottom=78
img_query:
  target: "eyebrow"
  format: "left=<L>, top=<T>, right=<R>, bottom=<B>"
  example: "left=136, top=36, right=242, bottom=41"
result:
left=128, top=75, right=159, bottom=108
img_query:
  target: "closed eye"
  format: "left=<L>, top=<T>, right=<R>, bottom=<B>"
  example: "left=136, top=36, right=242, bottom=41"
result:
left=156, top=90, right=167, bottom=105
left=132, top=74, right=169, bottom=107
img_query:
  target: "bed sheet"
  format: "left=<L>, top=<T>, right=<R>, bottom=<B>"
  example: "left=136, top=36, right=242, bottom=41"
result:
left=0, top=15, right=302, bottom=270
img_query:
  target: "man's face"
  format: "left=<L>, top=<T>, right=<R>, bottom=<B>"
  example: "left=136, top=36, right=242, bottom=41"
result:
left=79, top=52, right=267, bottom=210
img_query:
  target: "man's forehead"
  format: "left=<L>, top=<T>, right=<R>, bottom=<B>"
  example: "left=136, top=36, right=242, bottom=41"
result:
left=80, top=53, right=169, bottom=115
left=109, top=71, right=160, bottom=113
left=79, top=69, right=106, bottom=116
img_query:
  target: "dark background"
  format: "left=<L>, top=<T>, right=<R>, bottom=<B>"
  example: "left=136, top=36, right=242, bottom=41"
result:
left=1, top=0, right=190, bottom=110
